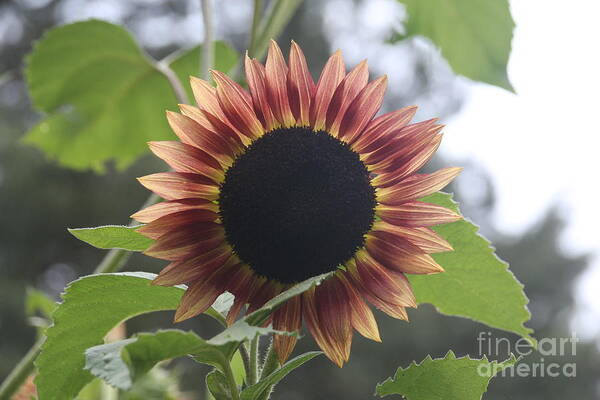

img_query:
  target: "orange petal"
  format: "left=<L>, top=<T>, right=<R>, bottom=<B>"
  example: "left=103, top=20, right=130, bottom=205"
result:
left=143, top=223, right=225, bottom=261
left=190, top=77, right=227, bottom=121
left=287, top=41, right=315, bottom=126
left=315, top=277, right=353, bottom=363
left=153, top=245, right=232, bottom=286
left=245, top=55, right=278, bottom=132
left=273, top=295, right=302, bottom=364
left=137, top=172, right=219, bottom=201
left=371, top=220, right=453, bottom=254
left=211, top=70, right=265, bottom=139
left=310, top=50, right=345, bottom=131
left=148, top=141, right=224, bottom=183
left=353, top=250, right=417, bottom=307
left=131, top=198, right=218, bottom=224
left=338, top=75, right=387, bottom=143
left=350, top=106, right=417, bottom=151
left=136, top=209, right=220, bottom=239
left=376, top=201, right=461, bottom=227
left=179, top=104, right=245, bottom=152
left=337, top=272, right=380, bottom=342
left=302, top=287, right=345, bottom=367
left=365, top=234, right=445, bottom=275
left=325, top=60, right=369, bottom=136
left=371, top=135, right=442, bottom=187
left=265, top=41, right=295, bottom=127
left=166, top=111, right=236, bottom=167
left=377, top=167, right=462, bottom=205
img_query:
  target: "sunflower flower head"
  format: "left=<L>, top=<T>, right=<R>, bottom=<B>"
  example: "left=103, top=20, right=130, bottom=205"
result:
left=133, top=40, right=461, bottom=367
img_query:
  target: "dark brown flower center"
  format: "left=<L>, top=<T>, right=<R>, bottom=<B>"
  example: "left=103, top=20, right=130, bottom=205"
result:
left=218, top=126, right=376, bottom=283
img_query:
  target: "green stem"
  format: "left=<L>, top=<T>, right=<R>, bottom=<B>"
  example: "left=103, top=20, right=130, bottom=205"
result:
left=256, top=340, right=280, bottom=400
left=200, top=0, right=214, bottom=81
left=248, top=336, right=260, bottom=385
left=0, top=336, right=43, bottom=400
left=239, top=343, right=252, bottom=387
left=222, top=360, right=241, bottom=400
left=248, top=0, right=263, bottom=57
left=252, top=0, right=303, bottom=61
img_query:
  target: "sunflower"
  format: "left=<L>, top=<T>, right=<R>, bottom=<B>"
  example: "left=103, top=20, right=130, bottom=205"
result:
left=133, top=41, right=461, bottom=367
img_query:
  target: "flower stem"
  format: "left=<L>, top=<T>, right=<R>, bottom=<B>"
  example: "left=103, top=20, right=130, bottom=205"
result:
left=200, top=0, right=214, bottom=81
left=256, top=340, right=280, bottom=400
left=248, top=335, right=260, bottom=385
left=249, top=0, right=263, bottom=57
left=223, top=359, right=241, bottom=400
left=239, top=343, right=252, bottom=386
left=251, top=0, right=303, bottom=60
left=0, top=336, right=43, bottom=400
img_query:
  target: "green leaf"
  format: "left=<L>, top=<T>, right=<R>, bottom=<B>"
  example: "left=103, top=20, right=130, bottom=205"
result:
left=376, top=351, right=518, bottom=399
left=68, top=225, right=154, bottom=251
left=85, top=330, right=218, bottom=390
left=412, top=193, right=533, bottom=342
left=395, top=0, right=515, bottom=91
left=206, top=370, right=233, bottom=400
left=240, top=352, right=322, bottom=400
left=25, top=287, right=57, bottom=318
left=24, top=20, right=238, bottom=172
left=34, top=272, right=225, bottom=400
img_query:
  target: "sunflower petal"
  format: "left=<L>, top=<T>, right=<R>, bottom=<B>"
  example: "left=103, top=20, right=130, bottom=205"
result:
left=287, top=41, right=315, bottom=126
left=350, top=106, right=417, bottom=151
left=137, top=172, right=219, bottom=201
left=131, top=198, right=218, bottom=224
left=136, top=210, right=220, bottom=239
left=338, top=75, right=387, bottom=143
left=148, top=141, right=224, bottom=182
left=372, top=220, right=453, bottom=253
left=143, top=223, right=225, bottom=261
left=211, top=70, right=265, bottom=139
left=179, top=104, right=245, bottom=151
left=365, top=233, right=445, bottom=274
left=265, top=40, right=295, bottom=127
left=310, top=50, right=345, bottom=131
left=325, top=60, right=369, bottom=136
left=376, top=201, right=461, bottom=227
left=273, top=295, right=302, bottom=363
left=337, top=272, right=381, bottom=342
left=245, top=54, right=278, bottom=131
left=315, top=277, right=353, bottom=363
left=377, top=167, right=462, bottom=205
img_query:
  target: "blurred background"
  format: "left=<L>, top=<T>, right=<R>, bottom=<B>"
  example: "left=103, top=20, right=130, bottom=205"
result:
left=1, top=0, right=599, bottom=398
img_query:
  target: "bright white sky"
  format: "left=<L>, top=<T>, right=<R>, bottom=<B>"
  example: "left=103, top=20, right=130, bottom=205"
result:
left=440, top=0, right=600, bottom=338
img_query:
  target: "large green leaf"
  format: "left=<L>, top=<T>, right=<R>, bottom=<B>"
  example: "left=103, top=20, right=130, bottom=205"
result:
left=240, top=352, right=322, bottom=400
left=376, top=351, right=518, bottom=399
left=34, top=272, right=223, bottom=400
left=412, top=193, right=533, bottom=342
left=395, top=0, right=515, bottom=91
left=24, top=20, right=238, bottom=171
left=68, top=225, right=154, bottom=251
left=85, top=330, right=224, bottom=390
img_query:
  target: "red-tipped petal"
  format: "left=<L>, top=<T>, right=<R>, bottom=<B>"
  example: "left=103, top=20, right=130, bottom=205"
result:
left=265, top=41, right=295, bottom=127
left=310, top=50, right=345, bottom=130
left=371, top=220, right=453, bottom=254
left=137, top=209, right=220, bottom=239
left=153, top=245, right=232, bottom=287
left=338, top=75, right=387, bottom=143
left=131, top=198, right=218, bottom=224
left=166, top=111, right=236, bottom=167
left=315, top=277, right=353, bottom=363
left=365, top=234, right=445, bottom=275
left=211, top=70, right=265, bottom=139
left=273, top=295, right=302, bottom=363
left=287, top=41, right=315, bottom=126
left=325, top=60, right=369, bottom=136
left=350, top=106, right=417, bottom=151
left=376, top=201, right=462, bottom=227
left=354, top=250, right=417, bottom=308
left=143, top=223, right=225, bottom=261
left=245, top=55, right=278, bottom=131
left=137, top=172, right=219, bottom=201
left=337, top=272, right=381, bottom=342
left=148, top=141, right=224, bottom=183
left=179, top=104, right=245, bottom=152
left=302, top=287, right=346, bottom=367
left=377, top=167, right=462, bottom=205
